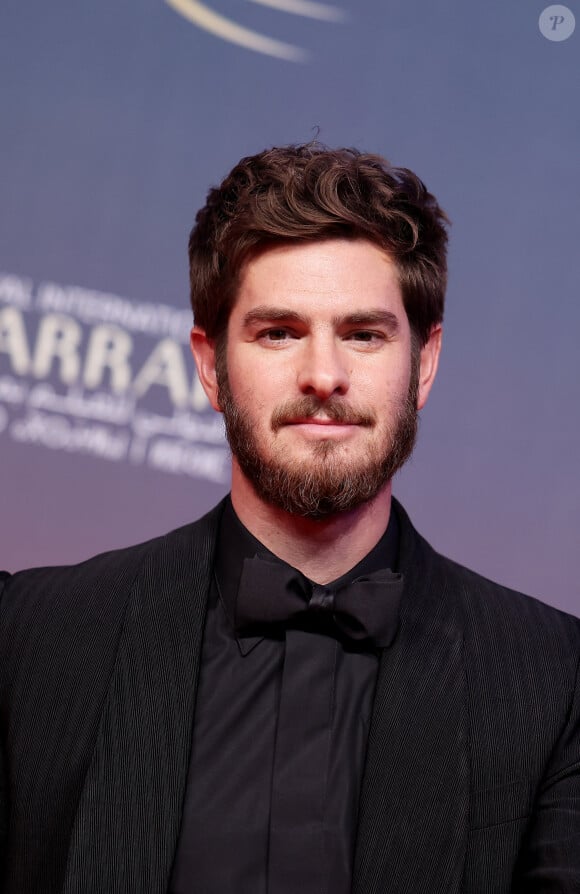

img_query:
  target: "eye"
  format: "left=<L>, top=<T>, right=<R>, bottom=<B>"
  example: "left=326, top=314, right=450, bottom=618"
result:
left=347, top=330, right=385, bottom=344
left=267, top=328, right=288, bottom=340
left=258, top=327, right=295, bottom=343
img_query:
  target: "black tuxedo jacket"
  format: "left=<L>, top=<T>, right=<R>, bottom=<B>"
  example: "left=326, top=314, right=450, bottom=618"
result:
left=1, top=499, right=579, bottom=893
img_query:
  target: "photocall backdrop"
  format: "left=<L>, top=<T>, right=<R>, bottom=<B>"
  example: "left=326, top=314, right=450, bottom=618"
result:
left=1, top=0, right=578, bottom=616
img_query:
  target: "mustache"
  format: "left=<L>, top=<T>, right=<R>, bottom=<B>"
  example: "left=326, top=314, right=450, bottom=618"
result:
left=271, top=396, right=376, bottom=431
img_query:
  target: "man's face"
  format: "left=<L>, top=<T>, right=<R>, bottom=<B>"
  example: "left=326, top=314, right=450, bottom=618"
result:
left=195, top=239, right=439, bottom=519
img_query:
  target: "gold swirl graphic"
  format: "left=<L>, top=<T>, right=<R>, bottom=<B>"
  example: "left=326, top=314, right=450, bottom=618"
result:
left=164, top=0, right=346, bottom=61
left=247, top=0, right=347, bottom=23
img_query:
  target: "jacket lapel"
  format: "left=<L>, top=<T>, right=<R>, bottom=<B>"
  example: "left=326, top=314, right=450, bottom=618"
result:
left=353, top=501, right=469, bottom=894
left=61, top=502, right=224, bottom=894
left=60, top=497, right=467, bottom=893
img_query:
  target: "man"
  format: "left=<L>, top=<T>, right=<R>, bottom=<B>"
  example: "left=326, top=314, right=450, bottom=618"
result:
left=0, top=144, right=579, bottom=894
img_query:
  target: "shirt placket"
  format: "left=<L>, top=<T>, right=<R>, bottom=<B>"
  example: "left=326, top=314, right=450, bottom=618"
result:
left=267, top=629, right=337, bottom=894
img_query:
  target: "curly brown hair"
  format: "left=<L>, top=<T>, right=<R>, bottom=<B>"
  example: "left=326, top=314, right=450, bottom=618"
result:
left=188, top=143, right=450, bottom=347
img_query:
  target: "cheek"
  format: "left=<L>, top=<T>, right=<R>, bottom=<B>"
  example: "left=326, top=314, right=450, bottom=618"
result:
left=229, top=348, right=292, bottom=402
left=226, top=368, right=276, bottom=424
left=357, top=360, right=411, bottom=406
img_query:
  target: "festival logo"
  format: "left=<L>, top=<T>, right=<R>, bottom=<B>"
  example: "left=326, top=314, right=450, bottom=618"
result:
left=0, top=273, right=230, bottom=484
left=164, top=0, right=347, bottom=61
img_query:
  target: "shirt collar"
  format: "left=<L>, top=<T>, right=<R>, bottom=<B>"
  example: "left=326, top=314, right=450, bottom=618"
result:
left=214, top=495, right=400, bottom=654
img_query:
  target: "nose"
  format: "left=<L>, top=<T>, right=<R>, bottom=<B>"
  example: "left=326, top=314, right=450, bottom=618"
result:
left=296, top=336, right=349, bottom=399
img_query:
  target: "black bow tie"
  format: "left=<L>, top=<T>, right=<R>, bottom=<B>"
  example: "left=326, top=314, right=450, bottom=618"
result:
left=235, top=554, right=404, bottom=648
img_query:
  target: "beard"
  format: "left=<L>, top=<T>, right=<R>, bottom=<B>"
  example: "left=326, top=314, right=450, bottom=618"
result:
left=216, top=343, right=419, bottom=519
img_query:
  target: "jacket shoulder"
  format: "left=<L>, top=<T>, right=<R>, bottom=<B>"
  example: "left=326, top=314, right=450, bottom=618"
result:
left=394, top=497, right=580, bottom=671
left=1, top=499, right=224, bottom=611
left=395, top=498, right=579, bottom=626
left=434, top=547, right=580, bottom=649
left=394, top=499, right=580, bottom=783
left=0, top=500, right=225, bottom=692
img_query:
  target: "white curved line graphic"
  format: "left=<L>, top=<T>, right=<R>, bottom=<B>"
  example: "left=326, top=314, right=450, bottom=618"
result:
left=247, top=0, right=347, bottom=23
left=165, top=0, right=308, bottom=62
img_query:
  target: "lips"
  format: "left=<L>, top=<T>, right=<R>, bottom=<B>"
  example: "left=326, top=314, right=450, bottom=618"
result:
left=287, top=416, right=356, bottom=426
left=271, top=399, right=376, bottom=431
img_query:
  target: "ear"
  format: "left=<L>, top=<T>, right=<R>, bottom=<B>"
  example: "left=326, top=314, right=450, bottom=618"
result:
left=416, top=325, right=442, bottom=411
left=190, top=326, right=221, bottom=412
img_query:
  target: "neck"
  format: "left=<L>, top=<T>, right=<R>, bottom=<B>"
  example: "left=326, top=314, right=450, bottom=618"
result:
left=230, top=465, right=392, bottom=584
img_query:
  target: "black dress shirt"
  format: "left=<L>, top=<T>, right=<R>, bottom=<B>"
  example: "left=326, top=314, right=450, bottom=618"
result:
left=169, top=498, right=400, bottom=894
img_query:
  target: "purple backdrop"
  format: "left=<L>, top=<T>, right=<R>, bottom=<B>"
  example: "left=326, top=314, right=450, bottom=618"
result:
left=1, top=0, right=578, bottom=616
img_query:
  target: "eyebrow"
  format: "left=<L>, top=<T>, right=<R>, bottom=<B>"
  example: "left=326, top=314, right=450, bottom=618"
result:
left=243, top=307, right=305, bottom=327
left=242, top=306, right=400, bottom=333
left=340, top=311, right=400, bottom=333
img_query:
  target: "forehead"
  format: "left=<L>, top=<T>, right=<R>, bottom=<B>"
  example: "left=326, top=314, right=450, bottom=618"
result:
left=233, top=238, right=404, bottom=319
